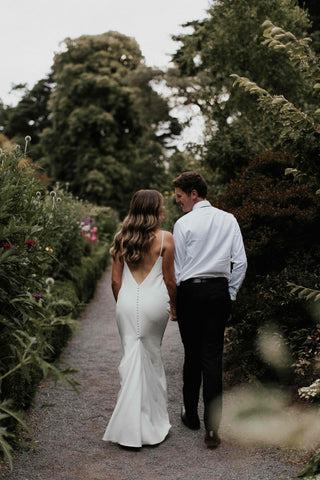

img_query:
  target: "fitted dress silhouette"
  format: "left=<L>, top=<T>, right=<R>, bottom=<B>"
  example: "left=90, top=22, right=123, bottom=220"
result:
left=103, top=232, right=171, bottom=447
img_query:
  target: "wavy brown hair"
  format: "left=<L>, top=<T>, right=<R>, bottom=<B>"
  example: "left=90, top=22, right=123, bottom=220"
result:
left=111, top=190, right=163, bottom=265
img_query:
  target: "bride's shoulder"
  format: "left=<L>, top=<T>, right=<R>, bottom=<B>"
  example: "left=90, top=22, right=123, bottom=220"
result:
left=154, top=230, right=174, bottom=249
left=162, top=230, right=174, bottom=247
left=158, top=229, right=173, bottom=238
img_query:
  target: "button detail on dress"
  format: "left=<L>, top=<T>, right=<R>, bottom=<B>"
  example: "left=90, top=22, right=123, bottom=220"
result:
left=136, top=285, right=141, bottom=337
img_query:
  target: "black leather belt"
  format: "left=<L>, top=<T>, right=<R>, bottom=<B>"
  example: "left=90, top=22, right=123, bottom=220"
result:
left=180, top=277, right=226, bottom=286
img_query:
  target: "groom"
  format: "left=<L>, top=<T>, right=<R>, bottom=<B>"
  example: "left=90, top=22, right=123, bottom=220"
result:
left=172, top=171, right=247, bottom=448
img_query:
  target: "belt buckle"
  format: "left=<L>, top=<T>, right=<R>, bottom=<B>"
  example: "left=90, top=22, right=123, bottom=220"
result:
left=193, top=278, right=203, bottom=284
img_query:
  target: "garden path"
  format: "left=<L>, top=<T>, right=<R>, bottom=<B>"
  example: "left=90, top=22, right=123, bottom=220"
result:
left=2, top=266, right=303, bottom=480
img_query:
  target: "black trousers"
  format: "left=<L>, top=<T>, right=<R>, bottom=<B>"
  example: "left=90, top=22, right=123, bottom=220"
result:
left=177, top=278, right=231, bottom=433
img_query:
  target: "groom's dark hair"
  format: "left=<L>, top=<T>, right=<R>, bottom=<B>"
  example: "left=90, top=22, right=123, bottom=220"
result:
left=173, top=171, right=207, bottom=198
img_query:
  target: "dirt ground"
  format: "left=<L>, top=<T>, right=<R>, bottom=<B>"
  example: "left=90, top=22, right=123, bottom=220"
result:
left=0, top=267, right=305, bottom=480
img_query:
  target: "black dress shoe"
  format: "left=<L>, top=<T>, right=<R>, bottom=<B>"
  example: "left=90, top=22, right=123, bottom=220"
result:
left=204, top=430, right=221, bottom=449
left=181, top=406, right=200, bottom=430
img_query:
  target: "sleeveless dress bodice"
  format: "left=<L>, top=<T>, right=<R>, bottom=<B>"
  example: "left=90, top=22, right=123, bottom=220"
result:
left=103, top=234, right=171, bottom=447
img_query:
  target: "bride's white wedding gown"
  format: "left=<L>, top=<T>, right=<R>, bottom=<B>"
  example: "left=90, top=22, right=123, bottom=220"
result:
left=103, top=233, right=171, bottom=447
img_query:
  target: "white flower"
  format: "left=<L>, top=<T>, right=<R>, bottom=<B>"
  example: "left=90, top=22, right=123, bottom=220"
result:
left=24, top=136, right=31, bottom=155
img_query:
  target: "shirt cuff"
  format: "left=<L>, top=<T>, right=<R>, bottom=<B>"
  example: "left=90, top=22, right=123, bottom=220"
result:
left=229, top=287, right=237, bottom=301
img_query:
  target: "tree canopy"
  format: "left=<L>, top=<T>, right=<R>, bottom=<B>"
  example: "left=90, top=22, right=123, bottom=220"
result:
left=40, top=32, right=166, bottom=212
left=0, top=31, right=178, bottom=215
left=168, top=0, right=312, bottom=184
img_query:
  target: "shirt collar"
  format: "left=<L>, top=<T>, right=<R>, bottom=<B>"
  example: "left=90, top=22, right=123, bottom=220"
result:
left=192, top=200, right=211, bottom=211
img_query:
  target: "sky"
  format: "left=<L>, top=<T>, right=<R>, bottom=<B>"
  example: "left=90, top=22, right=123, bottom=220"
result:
left=1, top=0, right=211, bottom=106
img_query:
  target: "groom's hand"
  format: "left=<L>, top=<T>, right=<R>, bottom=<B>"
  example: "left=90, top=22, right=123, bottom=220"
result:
left=170, top=305, right=177, bottom=322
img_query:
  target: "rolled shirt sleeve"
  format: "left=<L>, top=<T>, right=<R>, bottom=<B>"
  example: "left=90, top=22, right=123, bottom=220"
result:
left=229, top=219, right=247, bottom=301
left=173, top=221, right=186, bottom=285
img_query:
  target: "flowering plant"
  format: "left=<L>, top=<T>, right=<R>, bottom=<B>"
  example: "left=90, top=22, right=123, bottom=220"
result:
left=80, top=216, right=99, bottom=243
left=33, top=293, right=43, bottom=302
left=1, top=243, right=15, bottom=249
left=25, top=239, right=35, bottom=249
left=0, top=138, right=118, bottom=468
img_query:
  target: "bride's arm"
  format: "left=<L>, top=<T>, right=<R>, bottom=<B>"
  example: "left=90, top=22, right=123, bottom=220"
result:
left=162, top=232, right=177, bottom=321
left=111, top=253, right=124, bottom=301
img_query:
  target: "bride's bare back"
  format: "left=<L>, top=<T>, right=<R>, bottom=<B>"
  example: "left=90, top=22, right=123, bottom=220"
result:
left=127, top=229, right=164, bottom=285
left=111, top=228, right=176, bottom=321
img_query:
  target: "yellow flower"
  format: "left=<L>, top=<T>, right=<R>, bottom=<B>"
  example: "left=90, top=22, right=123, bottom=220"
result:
left=45, top=246, right=53, bottom=252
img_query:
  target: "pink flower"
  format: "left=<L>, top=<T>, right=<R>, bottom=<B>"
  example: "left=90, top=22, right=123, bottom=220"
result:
left=2, top=243, right=15, bottom=249
left=33, top=293, right=43, bottom=302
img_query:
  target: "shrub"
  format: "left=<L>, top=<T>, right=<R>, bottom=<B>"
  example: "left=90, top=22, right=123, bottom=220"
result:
left=0, top=142, right=117, bottom=467
left=216, top=152, right=320, bottom=385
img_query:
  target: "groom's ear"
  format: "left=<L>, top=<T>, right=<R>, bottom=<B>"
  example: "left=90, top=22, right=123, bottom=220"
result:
left=190, top=189, right=199, bottom=201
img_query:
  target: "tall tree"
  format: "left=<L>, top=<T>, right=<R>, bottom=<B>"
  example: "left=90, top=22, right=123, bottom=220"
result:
left=168, top=0, right=311, bottom=185
left=123, top=65, right=181, bottom=193
left=40, top=31, right=177, bottom=213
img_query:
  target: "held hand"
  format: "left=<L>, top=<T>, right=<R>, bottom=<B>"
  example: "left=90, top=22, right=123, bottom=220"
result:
left=170, top=305, right=177, bottom=322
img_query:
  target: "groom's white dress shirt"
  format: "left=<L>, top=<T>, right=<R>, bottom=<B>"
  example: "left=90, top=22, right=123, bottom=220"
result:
left=173, top=200, right=247, bottom=301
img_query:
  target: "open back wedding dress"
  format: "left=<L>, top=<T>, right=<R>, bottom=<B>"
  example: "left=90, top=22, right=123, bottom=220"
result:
left=103, top=231, right=171, bottom=447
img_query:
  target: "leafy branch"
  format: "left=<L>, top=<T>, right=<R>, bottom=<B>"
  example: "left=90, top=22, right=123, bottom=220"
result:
left=0, top=329, right=79, bottom=391
left=0, top=327, right=79, bottom=470
left=230, top=74, right=319, bottom=139
left=287, top=283, right=320, bottom=302
left=231, top=20, right=320, bottom=142
left=0, top=400, right=30, bottom=471
left=261, top=19, right=319, bottom=79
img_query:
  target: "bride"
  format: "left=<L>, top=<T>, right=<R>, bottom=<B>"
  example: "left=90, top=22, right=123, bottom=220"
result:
left=103, top=189, right=176, bottom=448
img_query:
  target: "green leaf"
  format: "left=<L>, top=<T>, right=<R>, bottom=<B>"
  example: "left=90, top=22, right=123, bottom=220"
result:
left=0, top=401, right=30, bottom=434
left=298, top=288, right=311, bottom=297
left=0, top=429, right=13, bottom=471
left=306, top=291, right=317, bottom=300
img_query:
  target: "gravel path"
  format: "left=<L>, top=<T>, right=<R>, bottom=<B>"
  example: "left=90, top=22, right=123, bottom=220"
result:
left=2, top=267, right=302, bottom=480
